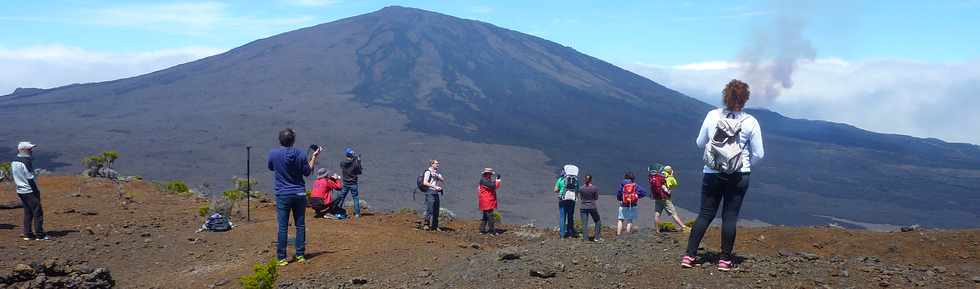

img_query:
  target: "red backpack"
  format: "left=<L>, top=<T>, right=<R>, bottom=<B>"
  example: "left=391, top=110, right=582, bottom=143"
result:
left=622, top=182, right=639, bottom=206
left=649, top=173, right=667, bottom=199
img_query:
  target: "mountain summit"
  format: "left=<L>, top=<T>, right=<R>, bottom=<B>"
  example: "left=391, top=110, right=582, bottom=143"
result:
left=1, top=6, right=978, bottom=227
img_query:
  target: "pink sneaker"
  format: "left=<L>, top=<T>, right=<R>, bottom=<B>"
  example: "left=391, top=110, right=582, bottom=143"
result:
left=717, top=259, right=733, bottom=271
left=680, top=255, right=695, bottom=268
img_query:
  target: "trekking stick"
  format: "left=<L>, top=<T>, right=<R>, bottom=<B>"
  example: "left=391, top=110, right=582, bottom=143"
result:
left=246, top=146, right=251, bottom=222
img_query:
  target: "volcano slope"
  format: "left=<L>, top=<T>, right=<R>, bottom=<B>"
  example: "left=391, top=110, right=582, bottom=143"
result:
left=1, top=6, right=979, bottom=229
left=0, top=176, right=977, bottom=288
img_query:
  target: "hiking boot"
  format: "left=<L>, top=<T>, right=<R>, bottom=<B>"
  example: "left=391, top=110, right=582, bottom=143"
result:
left=295, top=256, right=306, bottom=264
left=717, top=259, right=733, bottom=271
left=681, top=255, right=695, bottom=268
left=20, top=235, right=33, bottom=241
left=277, top=259, right=289, bottom=267
left=36, top=235, right=50, bottom=241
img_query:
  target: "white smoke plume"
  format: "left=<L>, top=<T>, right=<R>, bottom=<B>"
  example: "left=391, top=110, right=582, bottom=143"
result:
left=737, top=1, right=816, bottom=106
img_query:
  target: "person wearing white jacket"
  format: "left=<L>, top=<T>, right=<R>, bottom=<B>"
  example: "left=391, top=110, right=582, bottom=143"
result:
left=11, top=141, right=46, bottom=241
left=682, top=80, right=764, bottom=272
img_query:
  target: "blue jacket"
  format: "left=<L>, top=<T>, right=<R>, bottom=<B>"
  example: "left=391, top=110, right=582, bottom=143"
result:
left=616, top=179, right=648, bottom=206
left=268, top=147, right=311, bottom=196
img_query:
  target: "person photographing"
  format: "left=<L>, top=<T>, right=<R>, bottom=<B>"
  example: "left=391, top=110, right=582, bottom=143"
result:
left=336, top=147, right=363, bottom=218
left=268, top=128, right=321, bottom=266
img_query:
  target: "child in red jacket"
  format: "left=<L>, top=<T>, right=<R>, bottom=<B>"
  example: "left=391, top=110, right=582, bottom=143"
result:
left=311, top=168, right=342, bottom=218
left=478, top=168, right=502, bottom=235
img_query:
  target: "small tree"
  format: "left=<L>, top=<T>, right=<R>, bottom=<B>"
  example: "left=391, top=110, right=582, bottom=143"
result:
left=240, top=260, right=278, bottom=289
left=102, top=151, right=119, bottom=170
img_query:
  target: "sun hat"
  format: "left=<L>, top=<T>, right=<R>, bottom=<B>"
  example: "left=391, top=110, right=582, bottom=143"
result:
left=316, top=168, right=330, bottom=178
left=17, top=141, right=36, bottom=151
left=481, top=168, right=494, bottom=175
left=663, top=165, right=673, bottom=174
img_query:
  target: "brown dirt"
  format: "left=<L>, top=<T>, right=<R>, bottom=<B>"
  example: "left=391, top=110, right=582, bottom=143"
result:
left=1, top=176, right=978, bottom=288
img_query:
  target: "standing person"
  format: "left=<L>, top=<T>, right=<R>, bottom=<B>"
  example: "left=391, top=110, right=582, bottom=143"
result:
left=682, top=79, right=764, bottom=272
left=554, top=165, right=579, bottom=239
left=477, top=168, right=501, bottom=235
left=421, top=160, right=445, bottom=231
left=650, top=165, right=689, bottom=232
left=268, top=128, right=321, bottom=266
left=11, top=142, right=46, bottom=241
left=337, top=147, right=363, bottom=218
left=616, top=172, right=647, bottom=236
left=577, top=175, right=601, bottom=242
left=310, top=168, right=342, bottom=219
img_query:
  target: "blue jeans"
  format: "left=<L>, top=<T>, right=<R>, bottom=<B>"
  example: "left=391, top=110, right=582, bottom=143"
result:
left=276, top=194, right=307, bottom=260
left=336, top=184, right=360, bottom=216
left=558, top=200, right=576, bottom=238
left=424, top=192, right=440, bottom=230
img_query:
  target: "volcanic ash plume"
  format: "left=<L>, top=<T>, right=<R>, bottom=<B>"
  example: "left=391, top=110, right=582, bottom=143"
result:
left=737, top=3, right=816, bottom=106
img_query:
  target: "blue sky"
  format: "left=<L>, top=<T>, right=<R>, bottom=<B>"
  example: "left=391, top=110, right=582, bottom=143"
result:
left=2, top=0, right=979, bottom=144
left=3, top=1, right=978, bottom=64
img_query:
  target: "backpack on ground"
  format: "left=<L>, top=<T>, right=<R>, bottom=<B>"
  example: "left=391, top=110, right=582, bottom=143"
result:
left=202, top=213, right=232, bottom=232
left=704, top=112, right=745, bottom=174
left=622, top=182, right=639, bottom=206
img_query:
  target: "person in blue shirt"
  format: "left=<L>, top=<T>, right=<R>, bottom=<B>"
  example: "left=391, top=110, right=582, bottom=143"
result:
left=268, top=128, right=321, bottom=266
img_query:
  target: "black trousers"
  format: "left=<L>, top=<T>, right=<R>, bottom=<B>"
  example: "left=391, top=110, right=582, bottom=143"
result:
left=18, top=192, right=44, bottom=238
left=685, top=173, right=749, bottom=259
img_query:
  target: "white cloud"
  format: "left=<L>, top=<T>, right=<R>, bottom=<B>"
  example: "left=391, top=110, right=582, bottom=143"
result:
left=283, top=0, right=339, bottom=7
left=626, top=58, right=980, bottom=145
left=0, top=44, right=224, bottom=94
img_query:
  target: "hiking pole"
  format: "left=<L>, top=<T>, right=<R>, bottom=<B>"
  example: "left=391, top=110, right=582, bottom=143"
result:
left=246, top=146, right=251, bottom=222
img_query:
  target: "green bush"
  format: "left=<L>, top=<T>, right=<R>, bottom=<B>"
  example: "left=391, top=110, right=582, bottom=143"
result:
left=198, top=204, right=211, bottom=217
left=0, top=163, right=11, bottom=182
left=397, top=208, right=416, bottom=214
left=240, top=260, right=278, bottom=289
left=166, top=181, right=190, bottom=195
left=223, top=189, right=245, bottom=202
left=657, top=222, right=677, bottom=232
left=685, top=220, right=696, bottom=228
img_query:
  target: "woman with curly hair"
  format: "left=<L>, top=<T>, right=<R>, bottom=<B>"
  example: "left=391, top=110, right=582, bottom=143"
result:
left=682, top=79, right=765, bottom=271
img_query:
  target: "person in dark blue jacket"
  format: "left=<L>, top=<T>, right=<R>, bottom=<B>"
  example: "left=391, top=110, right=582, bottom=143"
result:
left=268, top=128, right=321, bottom=266
left=616, top=172, right=647, bottom=236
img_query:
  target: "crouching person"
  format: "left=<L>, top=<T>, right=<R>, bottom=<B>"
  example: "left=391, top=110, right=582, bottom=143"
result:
left=310, top=168, right=342, bottom=219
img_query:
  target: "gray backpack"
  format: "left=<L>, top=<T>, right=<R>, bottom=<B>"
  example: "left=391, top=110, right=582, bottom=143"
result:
left=703, top=113, right=745, bottom=174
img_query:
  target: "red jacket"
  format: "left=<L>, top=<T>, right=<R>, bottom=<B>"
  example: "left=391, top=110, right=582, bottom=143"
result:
left=478, top=178, right=501, bottom=211
left=311, top=178, right=342, bottom=201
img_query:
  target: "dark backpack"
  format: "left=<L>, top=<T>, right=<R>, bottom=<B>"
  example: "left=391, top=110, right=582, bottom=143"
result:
left=622, top=182, right=639, bottom=206
left=564, top=175, right=580, bottom=193
left=204, top=213, right=231, bottom=232
left=417, top=170, right=429, bottom=192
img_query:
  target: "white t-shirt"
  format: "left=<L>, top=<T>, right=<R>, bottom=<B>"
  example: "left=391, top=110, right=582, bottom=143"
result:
left=696, top=108, right=765, bottom=173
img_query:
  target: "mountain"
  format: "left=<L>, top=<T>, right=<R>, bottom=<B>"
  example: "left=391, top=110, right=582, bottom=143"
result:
left=1, top=6, right=978, bottom=228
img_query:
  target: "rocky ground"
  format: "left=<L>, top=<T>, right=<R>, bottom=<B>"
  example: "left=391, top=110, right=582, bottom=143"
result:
left=1, top=176, right=978, bottom=288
